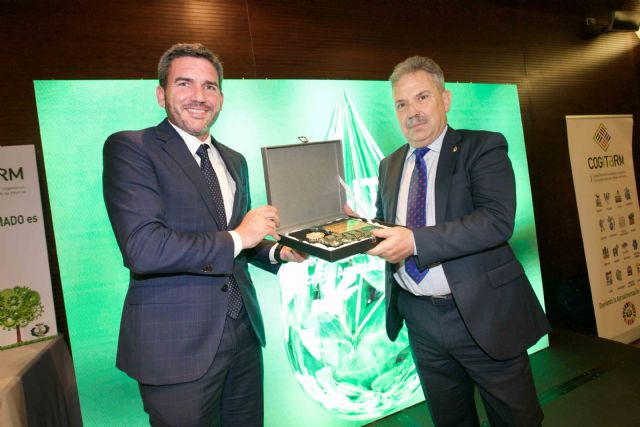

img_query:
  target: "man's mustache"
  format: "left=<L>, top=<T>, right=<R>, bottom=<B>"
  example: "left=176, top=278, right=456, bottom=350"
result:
left=407, top=115, right=427, bottom=129
left=184, top=102, right=212, bottom=111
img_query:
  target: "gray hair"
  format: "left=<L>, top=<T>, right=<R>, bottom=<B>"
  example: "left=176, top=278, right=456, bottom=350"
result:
left=389, top=56, right=445, bottom=92
left=158, top=43, right=224, bottom=89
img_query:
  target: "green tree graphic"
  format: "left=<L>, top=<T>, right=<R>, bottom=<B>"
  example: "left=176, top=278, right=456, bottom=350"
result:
left=0, top=286, right=44, bottom=343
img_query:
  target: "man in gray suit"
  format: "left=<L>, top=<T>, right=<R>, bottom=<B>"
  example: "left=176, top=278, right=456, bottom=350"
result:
left=363, top=56, right=551, bottom=426
left=103, top=43, right=305, bottom=426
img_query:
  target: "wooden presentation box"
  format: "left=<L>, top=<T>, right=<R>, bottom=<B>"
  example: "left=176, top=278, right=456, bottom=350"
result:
left=261, top=140, right=384, bottom=262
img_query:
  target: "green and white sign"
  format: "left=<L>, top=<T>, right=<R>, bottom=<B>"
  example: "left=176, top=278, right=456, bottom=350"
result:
left=0, top=145, right=58, bottom=349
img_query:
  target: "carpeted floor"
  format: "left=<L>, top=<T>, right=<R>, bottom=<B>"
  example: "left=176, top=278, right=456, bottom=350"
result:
left=366, top=328, right=640, bottom=427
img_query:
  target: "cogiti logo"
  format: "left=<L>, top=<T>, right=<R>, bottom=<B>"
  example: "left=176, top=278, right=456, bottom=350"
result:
left=593, top=123, right=612, bottom=152
left=622, top=301, right=637, bottom=326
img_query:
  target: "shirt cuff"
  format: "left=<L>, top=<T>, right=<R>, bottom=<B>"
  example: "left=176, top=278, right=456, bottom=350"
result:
left=411, top=230, right=418, bottom=256
left=269, top=243, right=279, bottom=264
left=228, top=231, right=243, bottom=258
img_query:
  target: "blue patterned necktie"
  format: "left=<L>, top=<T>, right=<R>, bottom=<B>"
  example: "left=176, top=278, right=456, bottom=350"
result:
left=405, top=146, right=430, bottom=284
left=196, top=144, right=243, bottom=319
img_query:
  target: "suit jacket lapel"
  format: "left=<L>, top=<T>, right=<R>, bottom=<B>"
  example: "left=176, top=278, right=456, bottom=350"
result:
left=434, top=127, right=461, bottom=224
left=156, top=120, right=227, bottom=230
left=213, top=138, right=244, bottom=229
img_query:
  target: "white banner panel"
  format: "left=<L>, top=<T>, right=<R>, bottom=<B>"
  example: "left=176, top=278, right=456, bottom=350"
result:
left=566, top=115, right=640, bottom=343
left=0, top=145, right=58, bottom=348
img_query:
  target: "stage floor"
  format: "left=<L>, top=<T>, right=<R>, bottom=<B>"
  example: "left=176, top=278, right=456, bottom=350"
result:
left=366, top=328, right=640, bottom=426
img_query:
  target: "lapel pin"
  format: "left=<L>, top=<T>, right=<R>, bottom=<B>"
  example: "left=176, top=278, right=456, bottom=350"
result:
left=452, top=146, right=458, bottom=152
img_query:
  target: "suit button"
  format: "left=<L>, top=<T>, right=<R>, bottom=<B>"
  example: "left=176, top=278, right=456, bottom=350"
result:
left=201, top=265, right=212, bottom=273
left=221, top=284, right=228, bottom=292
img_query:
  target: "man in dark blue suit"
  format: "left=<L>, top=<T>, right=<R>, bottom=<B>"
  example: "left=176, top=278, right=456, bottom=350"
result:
left=363, top=56, right=551, bottom=426
left=103, top=43, right=305, bottom=426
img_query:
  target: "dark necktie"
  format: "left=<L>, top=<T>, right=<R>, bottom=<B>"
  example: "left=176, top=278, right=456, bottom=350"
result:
left=405, top=147, right=430, bottom=284
left=196, top=144, right=243, bottom=319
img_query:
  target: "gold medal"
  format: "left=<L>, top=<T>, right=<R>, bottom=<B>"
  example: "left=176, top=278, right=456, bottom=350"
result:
left=305, top=231, right=326, bottom=243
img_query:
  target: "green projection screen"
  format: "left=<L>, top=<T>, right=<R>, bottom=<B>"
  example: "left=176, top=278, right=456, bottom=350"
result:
left=34, top=79, right=548, bottom=426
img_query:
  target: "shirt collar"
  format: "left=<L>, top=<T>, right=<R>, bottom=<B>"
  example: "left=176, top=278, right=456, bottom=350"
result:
left=407, top=126, right=448, bottom=157
left=167, top=121, right=212, bottom=157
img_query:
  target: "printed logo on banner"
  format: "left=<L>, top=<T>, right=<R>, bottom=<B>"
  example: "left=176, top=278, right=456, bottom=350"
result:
left=593, top=123, right=612, bottom=152
left=0, top=166, right=24, bottom=181
left=622, top=301, right=637, bottom=326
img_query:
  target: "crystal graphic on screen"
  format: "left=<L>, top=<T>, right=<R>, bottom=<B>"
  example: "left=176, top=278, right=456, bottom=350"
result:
left=279, top=91, right=420, bottom=419
left=328, top=91, right=385, bottom=219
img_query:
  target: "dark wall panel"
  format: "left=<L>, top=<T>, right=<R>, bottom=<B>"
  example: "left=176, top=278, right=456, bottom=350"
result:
left=1, top=0, right=639, bottom=339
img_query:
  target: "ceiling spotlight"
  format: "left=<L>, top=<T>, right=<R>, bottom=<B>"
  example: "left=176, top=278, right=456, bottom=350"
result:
left=608, top=11, right=640, bottom=32
left=584, top=11, right=640, bottom=38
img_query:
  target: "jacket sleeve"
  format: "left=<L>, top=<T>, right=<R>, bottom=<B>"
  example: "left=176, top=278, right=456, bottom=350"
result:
left=413, top=132, right=516, bottom=268
left=102, top=132, right=235, bottom=276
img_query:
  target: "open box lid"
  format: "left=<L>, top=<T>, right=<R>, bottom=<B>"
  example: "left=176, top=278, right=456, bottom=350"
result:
left=261, top=140, right=346, bottom=235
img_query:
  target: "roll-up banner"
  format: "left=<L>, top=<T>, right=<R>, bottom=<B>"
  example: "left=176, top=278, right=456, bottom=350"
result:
left=566, top=115, right=640, bottom=343
left=0, top=145, right=58, bottom=349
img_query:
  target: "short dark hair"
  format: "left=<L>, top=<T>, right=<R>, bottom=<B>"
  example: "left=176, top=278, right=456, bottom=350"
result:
left=158, top=43, right=224, bottom=89
left=389, top=56, right=445, bottom=92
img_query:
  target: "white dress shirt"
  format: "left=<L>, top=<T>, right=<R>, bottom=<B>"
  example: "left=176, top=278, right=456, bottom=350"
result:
left=170, top=123, right=246, bottom=257
left=393, top=128, right=452, bottom=296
